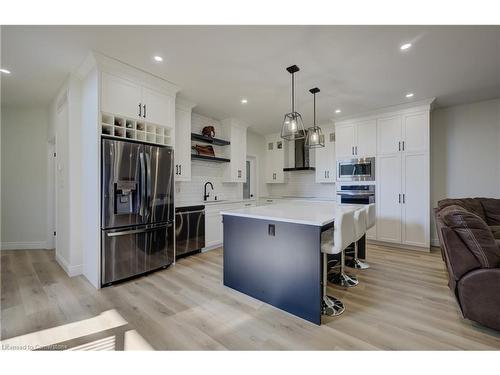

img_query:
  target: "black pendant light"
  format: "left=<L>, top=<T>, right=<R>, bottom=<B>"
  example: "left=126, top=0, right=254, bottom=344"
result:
left=305, top=87, right=325, bottom=148
left=281, top=65, right=306, bottom=141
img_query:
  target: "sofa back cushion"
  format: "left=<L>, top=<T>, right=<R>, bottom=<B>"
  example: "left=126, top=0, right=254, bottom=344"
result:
left=439, top=205, right=500, bottom=268
left=480, top=198, right=500, bottom=226
left=438, top=198, right=488, bottom=222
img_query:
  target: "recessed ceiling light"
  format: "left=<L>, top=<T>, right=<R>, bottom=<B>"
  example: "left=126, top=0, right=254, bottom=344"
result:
left=335, top=109, right=341, bottom=114
left=400, top=43, right=412, bottom=51
left=241, top=99, right=248, bottom=104
left=153, top=56, right=163, bottom=62
left=0, top=68, right=11, bottom=74
left=406, top=93, right=414, bottom=98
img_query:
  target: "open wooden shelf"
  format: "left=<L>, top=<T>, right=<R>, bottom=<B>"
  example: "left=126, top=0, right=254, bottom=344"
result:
left=191, top=133, right=230, bottom=146
left=191, top=154, right=230, bottom=163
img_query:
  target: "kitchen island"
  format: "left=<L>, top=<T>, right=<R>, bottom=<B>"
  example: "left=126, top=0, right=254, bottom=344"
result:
left=221, top=201, right=359, bottom=325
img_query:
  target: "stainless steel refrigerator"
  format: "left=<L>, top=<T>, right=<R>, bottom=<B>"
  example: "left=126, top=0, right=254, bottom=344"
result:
left=101, top=138, right=174, bottom=286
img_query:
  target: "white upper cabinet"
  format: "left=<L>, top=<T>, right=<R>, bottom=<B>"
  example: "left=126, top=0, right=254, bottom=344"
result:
left=377, top=115, right=402, bottom=155
left=222, top=119, right=247, bottom=183
left=142, top=87, right=173, bottom=127
left=335, top=120, right=376, bottom=159
left=335, top=124, right=356, bottom=159
left=315, top=126, right=336, bottom=183
left=356, top=120, right=377, bottom=157
left=175, top=99, right=196, bottom=182
left=403, top=112, right=429, bottom=153
left=101, top=73, right=142, bottom=119
left=101, top=72, right=174, bottom=127
left=265, top=135, right=286, bottom=183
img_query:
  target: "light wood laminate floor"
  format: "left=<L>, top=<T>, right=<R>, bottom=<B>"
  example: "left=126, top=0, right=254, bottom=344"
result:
left=2, top=244, right=500, bottom=350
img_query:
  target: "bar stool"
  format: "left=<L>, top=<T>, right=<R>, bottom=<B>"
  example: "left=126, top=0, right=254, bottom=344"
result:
left=320, top=209, right=355, bottom=316
left=347, top=206, right=370, bottom=269
left=328, top=208, right=362, bottom=287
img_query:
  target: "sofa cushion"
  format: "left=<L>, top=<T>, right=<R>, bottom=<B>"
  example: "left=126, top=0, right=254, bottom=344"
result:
left=438, top=205, right=500, bottom=268
left=438, top=198, right=487, bottom=222
left=480, top=198, right=500, bottom=225
left=490, top=225, right=500, bottom=239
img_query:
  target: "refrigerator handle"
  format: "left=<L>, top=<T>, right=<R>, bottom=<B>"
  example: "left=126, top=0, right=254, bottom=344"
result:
left=145, top=151, right=152, bottom=219
left=139, top=152, right=146, bottom=220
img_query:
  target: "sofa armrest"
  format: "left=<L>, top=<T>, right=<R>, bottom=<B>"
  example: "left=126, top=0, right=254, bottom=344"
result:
left=457, top=268, right=500, bottom=331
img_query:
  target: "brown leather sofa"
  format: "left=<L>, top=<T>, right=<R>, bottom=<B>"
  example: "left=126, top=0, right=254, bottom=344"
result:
left=435, top=198, right=500, bottom=331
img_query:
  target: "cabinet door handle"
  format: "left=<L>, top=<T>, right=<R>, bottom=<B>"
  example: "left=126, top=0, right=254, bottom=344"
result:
left=402, top=141, right=405, bottom=151
left=179, top=164, right=182, bottom=175
left=352, top=146, right=354, bottom=155
left=399, top=193, right=401, bottom=204
left=403, top=193, right=406, bottom=204
left=175, top=165, right=178, bottom=175
left=327, top=171, right=329, bottom=178
left=398, top=141, right=401, bottom=151
left=138, top=103, right=142, bottom=117
left=355, top=146, right=358, bottom=155
left=143, top=104, right=146, bottom=118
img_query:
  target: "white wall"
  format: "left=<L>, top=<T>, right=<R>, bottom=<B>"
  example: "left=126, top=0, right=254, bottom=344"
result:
left=430, top=98, right=500, bottom=243
left=1, top=106, right=50, bottom=249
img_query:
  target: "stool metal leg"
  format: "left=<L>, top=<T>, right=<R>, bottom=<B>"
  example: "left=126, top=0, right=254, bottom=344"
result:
left=328, top=249, right=359, bottom=287
left=321, top=253, right=345, bottom=316
left=346, top=241, right=370, bottom=269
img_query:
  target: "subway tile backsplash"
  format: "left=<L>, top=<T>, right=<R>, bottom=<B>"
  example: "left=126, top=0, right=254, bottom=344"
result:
left=267, top=171, right=336, bottom=199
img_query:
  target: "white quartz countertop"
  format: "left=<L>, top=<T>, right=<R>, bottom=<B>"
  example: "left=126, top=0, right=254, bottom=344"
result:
left=221, top=201, right=360, bottom=227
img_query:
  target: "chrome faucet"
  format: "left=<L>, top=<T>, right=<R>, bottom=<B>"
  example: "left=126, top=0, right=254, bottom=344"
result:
left=204, top=181, right=214, bottom=201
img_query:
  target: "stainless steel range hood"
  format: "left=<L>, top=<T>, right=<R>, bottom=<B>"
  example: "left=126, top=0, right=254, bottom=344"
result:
left=283, top=131, right=316, bottom=171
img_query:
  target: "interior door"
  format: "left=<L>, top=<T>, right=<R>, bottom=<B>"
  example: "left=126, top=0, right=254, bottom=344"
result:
left=377, top=115, right=402, bottom=155
left=402, top=152, right=429, bottom=247
left=101, top=73, right=142, bottom=119
left=335, top=124, right=356, bottom=158
left=142, top=87, right=172, bottom=126
left=144, top=145, right=174, bottom=225
left=356, top=120, right=377, bottom=157
left=101, top=139, right=142, bottom=229
left=376, top=154, right=402, bottom=243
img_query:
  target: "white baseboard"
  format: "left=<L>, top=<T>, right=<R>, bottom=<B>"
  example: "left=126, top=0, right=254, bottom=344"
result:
left=55, top=253, right=83, bottom=277
left=1, top=241, right=49, bottom=250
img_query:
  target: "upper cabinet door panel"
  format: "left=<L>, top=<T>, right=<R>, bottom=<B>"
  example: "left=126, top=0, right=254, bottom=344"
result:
left=335, top=124, right=356, bottom=159
left=142, top=87, right=172, bottom=127
left=377, top=115, right=402, bottom=155
left=355, top=120, right=376, bottom=157
left=403, top=112, right=429, bottom=153
left=101, top=73, right=142, bottom=119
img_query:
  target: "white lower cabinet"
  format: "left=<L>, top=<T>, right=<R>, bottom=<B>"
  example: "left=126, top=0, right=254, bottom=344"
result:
left=204, top=201, right=257, bottom=250
left=376, top=154, right=403, bottom=244
left=402, top=152, right=429, bottom=247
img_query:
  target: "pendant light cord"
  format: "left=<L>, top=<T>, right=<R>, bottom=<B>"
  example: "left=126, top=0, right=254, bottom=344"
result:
left=291, top=73, right=295, bottom=113
left=313, top=92, right=316, bottom=127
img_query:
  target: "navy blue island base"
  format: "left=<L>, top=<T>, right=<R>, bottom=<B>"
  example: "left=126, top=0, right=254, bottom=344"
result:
left=222, top=214, right=326, bottom=325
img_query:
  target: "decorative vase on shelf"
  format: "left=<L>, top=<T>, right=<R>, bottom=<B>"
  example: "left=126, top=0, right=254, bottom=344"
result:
left=202, top=126, right=215, bottom=138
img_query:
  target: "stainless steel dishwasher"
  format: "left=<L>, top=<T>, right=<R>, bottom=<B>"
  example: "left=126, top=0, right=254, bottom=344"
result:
left=175, top=205, right=205, bottom=259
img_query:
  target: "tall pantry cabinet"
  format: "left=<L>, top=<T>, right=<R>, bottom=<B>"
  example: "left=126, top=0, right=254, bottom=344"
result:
left=376, top=108, right=431, bottom=248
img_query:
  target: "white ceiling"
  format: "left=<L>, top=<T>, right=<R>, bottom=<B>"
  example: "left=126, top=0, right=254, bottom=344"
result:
left=1, top=25, right=499, bottom=134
